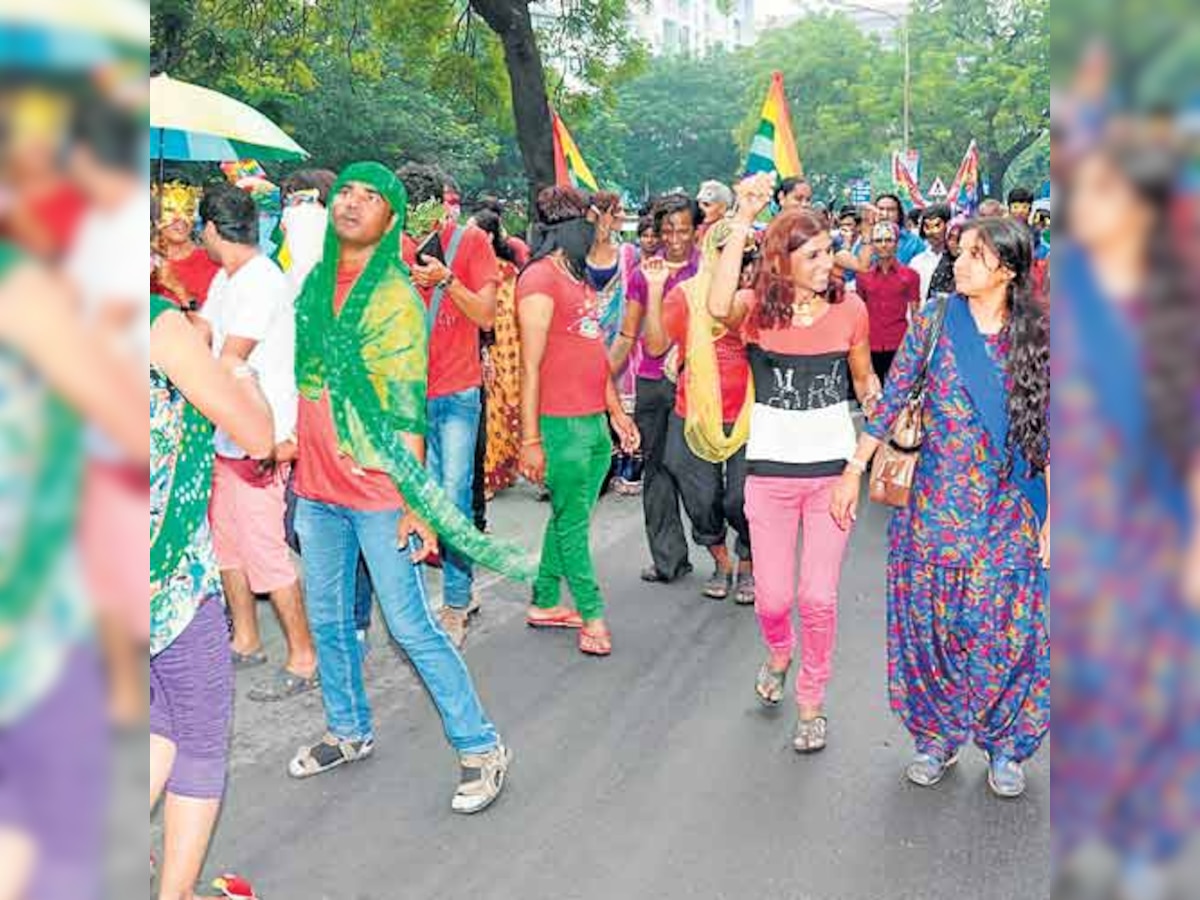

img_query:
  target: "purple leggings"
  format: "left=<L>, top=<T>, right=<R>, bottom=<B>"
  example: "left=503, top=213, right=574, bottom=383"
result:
left=150, top=598, right=234, bottom=799
left=0, top=646, right=107, bottom=900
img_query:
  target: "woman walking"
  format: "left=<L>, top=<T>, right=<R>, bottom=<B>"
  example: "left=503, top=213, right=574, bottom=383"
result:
left=518, top=186, right=640, bottom=656
left=708, top=174, right=880, bottom=752
left=832, top=216, right=1050, bottom=797
left=644, top=221, right=755, bottom=603
left=150, top=295, right=275, bottom=898
left=473, top=208, right=522, bottom=497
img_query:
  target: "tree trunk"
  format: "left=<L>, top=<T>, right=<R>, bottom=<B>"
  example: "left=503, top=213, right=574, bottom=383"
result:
left=469, top=0, right=556, bottom=210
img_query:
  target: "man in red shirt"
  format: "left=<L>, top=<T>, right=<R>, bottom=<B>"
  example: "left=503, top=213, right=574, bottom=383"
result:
left=290, top=162, right=510, bottom=810
left=397, top=164, right=499, bottom=647
left=855, top=221, right=921, bottom=384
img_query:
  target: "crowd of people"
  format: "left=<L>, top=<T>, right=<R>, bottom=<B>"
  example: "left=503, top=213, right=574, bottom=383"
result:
left=0, top=77, right=1057, bottom=898
left=138, top=147, right=1056, bottom=896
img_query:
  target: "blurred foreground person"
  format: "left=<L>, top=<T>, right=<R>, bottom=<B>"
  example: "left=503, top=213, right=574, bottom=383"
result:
left=1052, top=137, right=1200, bottom=898
left=0, top=247, right=145, bottom=900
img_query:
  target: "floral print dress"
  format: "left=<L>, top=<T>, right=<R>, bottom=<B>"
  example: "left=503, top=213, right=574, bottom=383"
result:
left=1051, top=284, right=1198, bottom=863
left=865, top=300, right=1049, bottom=762
left=150, top=330, right=222, bottom=658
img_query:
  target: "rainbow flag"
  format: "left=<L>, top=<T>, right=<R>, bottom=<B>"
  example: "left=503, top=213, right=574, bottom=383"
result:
left=552, top=110, right=599, bottom=192
left=947, top=140, right=982, bottom=214
left=744, top=71, right=803, bottom=179
left=891, top=150, right=928, bottom=208
left=220, top=159, right=268, bottom=183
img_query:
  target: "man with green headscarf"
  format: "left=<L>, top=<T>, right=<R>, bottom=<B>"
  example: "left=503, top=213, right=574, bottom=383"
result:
left=289, top=162, right=517, bottom=812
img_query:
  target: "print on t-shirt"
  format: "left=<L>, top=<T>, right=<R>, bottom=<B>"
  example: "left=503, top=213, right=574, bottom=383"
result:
left=756, top=349, right=852, bottom=413
left=746, top=346, right=856, bottom=478
left=568, top=291, right=603, bottom=342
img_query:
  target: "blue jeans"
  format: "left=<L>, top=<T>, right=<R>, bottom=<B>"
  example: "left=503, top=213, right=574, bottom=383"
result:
left=294, top=497, right=498, bottom=752
left=426, top=387, right=481, bottom=610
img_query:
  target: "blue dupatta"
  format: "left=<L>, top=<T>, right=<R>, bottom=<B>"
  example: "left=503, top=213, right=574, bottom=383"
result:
left=944, top=294, right=1049, bottom=525
left=1056, top=246, right=1190, bottom=529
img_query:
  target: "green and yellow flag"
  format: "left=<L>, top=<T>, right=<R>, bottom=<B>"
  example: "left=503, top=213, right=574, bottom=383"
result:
left=744, top=71, right=803, bottom=180
left=552, top=108, right=599, bottom=192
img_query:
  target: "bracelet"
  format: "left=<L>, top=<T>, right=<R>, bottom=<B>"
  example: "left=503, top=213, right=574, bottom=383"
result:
left=232, top=363, right=255, bottom=380
left=437, top=272, right=455, bottom=290
left=619, top=331, right=637, bottom=340
left=844, top=457, right=867, bottom=475
left=521, top=436, right=542, bottom=447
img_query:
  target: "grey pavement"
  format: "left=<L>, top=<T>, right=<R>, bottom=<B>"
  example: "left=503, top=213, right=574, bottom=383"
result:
left=151, top=482, right=1050, bottom=900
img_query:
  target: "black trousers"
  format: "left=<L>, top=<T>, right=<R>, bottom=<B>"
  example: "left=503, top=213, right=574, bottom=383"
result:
left=871, top=349, right=898, bottom=386
left=634, top=377, right=689, bottom=578
left=472, top=383, right=488, bottom=531
left=664, top=414, right=751, bottom=561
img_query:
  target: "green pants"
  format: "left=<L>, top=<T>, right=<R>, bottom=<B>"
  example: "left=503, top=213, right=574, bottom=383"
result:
left=534, top=413, right=613, bottom=622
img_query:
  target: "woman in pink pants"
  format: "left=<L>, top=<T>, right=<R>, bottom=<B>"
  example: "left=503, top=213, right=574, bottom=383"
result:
left=708, top=174, right=880, bottom=753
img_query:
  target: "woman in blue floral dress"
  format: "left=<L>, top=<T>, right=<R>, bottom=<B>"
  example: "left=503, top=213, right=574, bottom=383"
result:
left=832, top=217, right=1050, bottom=798
left=1051, top=139, right=1200, bottom=895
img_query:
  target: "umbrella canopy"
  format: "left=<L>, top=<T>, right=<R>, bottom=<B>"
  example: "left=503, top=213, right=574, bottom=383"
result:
left=1, top=0, right=148, bottom=47
left=0, top=0, right=148, bottom=69
left=150, top=73, right=308, bottom=162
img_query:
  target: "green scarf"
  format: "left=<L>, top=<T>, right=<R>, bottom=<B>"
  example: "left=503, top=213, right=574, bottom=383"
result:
left=150, top=294, right=214, bottom=592
left=295, top=162, right=535, bottom=582
left=0, top=243, right=83, bottom=624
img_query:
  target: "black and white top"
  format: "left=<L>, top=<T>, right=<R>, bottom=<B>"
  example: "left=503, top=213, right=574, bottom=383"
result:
left=739, top=290, right=870, bottom=479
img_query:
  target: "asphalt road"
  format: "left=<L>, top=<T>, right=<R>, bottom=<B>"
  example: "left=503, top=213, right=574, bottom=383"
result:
left=153, top=481, right=1050, bottom=900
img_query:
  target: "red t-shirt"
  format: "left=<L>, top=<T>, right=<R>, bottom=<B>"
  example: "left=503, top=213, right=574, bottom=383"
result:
left=294, top=263, right=405, bottom=511
left=151, top=247, right=221, bottom=309
left=402, top=223, right=499, bottom=399
left=516, top=258, right=610, bottom=418
left=739, top=289, right=870, bottom=354
left=662, top=285, right=750, bottom=424
left=854, top=260, right=920, bottom=351
left=507, top=236, right=531, bottom=268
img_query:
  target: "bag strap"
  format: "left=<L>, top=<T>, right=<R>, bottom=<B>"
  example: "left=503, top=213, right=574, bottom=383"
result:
left=428, top=225, right=468, bottom=335
left=906, top=292, right=951, bottom=403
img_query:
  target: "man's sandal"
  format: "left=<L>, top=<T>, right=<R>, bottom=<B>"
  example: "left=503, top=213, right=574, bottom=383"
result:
left=288, top=733, right=374, bottom=779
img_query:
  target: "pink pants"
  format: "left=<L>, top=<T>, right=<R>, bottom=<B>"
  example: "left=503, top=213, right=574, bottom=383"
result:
left=744, top=475, right=853, bottom=708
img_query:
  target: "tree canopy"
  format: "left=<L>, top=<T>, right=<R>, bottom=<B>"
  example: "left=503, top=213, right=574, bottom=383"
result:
left=151, top=0, right=1050, bottom=203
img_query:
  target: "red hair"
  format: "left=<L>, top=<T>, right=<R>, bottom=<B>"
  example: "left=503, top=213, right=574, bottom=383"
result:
left=753, top=209, right=841, bottom=331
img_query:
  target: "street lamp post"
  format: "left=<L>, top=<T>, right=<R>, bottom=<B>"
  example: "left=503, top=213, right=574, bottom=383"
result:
left=830, top=0, right=911, bottom=155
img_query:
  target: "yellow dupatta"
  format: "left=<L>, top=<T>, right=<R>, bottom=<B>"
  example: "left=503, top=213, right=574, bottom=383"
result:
left=680, top=222, right=753, bottom=463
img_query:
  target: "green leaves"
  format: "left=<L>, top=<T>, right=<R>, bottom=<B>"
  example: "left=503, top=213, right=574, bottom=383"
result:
left=151, top=0, right=1048, bottom=200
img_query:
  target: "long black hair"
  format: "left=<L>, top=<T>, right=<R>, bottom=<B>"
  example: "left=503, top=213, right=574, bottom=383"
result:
left=472, top=209, right=517, bottom=265
left=962, top=216, right=1050, bottom=472
left=1103, top=139, right=1197, bottom=475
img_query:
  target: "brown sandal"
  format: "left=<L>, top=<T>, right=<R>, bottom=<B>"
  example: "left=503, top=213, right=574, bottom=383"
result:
left=578, top=627, right=612, bottom=657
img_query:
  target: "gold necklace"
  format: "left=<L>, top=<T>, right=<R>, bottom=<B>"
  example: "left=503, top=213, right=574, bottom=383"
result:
left=792, top=293, right=823, bottom=327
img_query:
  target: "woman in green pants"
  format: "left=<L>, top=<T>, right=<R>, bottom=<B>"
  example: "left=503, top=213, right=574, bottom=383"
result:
left=517, top=186, right=640, bottom=656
